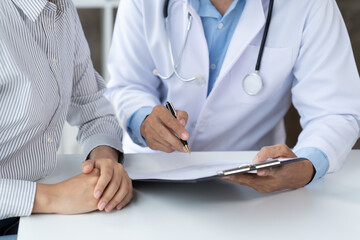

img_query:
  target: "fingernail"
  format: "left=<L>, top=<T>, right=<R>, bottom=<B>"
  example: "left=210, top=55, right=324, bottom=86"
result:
left=182, top=147, right=187, bottom=153
left=94, top=190, right=102, bottom=199
left=117, top=204, right=123, bottom=210
left=258, top=170, right=265, bottom=176
left=253, top=155, right=259, bottom=163
left=99, top=201, right=106, bottom=211
left=181, top=133, right=187, bottom=139
left=106, top=204, right=114, bottom=212
left=179, top=119, right=186, bottom=126
left=83, top=163, right=91, bottom=170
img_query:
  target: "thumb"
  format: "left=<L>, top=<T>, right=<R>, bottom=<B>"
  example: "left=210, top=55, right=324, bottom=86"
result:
left=253, top=155, right=271, bottom=177
left=257, top=169, right=271, bottom=177
left=81, top=159, right=95, bottom=174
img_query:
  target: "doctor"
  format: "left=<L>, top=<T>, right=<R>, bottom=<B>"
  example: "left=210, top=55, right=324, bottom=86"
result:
left=106, top=0, right=360, bottom=192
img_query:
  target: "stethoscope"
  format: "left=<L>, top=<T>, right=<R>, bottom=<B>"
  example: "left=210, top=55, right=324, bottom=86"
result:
left=153, top=0, right=274, bottom=96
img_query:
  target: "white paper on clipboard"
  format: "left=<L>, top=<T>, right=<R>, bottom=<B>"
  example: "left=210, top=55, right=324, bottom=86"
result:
left=123, top=152, right=306, bottom=182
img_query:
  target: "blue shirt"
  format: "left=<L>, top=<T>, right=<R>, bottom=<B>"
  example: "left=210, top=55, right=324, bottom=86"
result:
left=127, top=0, right=329, bottom=182
left=192, top=0, right=245, bottom=94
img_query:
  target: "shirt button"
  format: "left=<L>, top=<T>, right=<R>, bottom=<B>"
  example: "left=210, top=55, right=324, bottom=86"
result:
left=196, top=77, right=206, bottom=86
left=47, top=137, right=53, bottom=143
left=59, top=100, right=63, bottom=105
left=8, top=214, right=15, bottom=218
left=218, top=22, right=224, bottom=29
left=51, top=58, right=58, bottom=65
left=210, top=64, right=217, bottom=70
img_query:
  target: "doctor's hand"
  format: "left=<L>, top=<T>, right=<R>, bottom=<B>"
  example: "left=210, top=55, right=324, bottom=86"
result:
left=222, top=144, right=315, bottom=193
left=141, top=105, right=190, bottom=153
left=82, top=145, right=133, bottom=212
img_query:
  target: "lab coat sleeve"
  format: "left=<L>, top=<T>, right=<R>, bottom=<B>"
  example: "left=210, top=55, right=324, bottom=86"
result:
left=105, top=0, right=163, bottom=130
left=292, top=0, right=360, bottom=174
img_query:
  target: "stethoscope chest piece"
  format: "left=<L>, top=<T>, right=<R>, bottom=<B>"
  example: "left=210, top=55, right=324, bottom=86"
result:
left=243, top=71, right=263, bottom=96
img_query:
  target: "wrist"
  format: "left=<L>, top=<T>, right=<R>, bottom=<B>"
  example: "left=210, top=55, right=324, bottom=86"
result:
left=32, top=183, right=57, bottom=214
left=305, top=160, right=316, bottom=185
left=140, top=115, right=150, bottom=138
left=88, top=145, right=119, bottom=162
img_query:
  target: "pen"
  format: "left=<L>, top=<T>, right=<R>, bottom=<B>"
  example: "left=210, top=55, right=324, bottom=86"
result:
left=165, top=101, right=191, bottom=153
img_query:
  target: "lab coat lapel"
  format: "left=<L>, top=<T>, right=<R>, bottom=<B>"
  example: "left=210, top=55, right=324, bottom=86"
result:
left=215, top=0, right=266, bottom=86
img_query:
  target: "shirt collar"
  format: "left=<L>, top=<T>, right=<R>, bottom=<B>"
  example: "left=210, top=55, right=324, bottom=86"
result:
left=11, top=0, right=48, bottom=22
left=190, top=0, right=241, bottom=20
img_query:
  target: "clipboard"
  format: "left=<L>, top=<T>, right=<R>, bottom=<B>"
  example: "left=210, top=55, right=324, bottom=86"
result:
left=158, top=158, right=306, bottom=182
left=123, top=152, right=308, bottom=183
left=218, top=157, right=306, bottom=176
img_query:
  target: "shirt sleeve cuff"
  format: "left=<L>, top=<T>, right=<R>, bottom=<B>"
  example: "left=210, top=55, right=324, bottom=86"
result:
left=0, top=179, right=36, bottom=219
left=127, top=106, right=153, bottom=147
left=82, top=134, right=124, bottom=158
left=295, top=147, right=329, bottom=184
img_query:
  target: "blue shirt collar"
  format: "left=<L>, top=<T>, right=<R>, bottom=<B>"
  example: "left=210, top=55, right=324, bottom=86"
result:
left=190, top=0, right=240, bottom=20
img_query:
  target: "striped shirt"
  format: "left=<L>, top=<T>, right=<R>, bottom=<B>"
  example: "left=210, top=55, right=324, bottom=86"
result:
left=0, top=0, right=123, bottom=219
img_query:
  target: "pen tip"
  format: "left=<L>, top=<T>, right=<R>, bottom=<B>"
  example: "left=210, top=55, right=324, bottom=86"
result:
left=185, top=145, right=191, bottom=154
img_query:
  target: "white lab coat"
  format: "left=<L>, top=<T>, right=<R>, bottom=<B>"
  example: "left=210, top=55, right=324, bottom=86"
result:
left=107, top=0, right=360, bottom=174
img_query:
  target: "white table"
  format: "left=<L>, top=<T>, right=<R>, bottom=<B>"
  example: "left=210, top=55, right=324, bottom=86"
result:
left=73, top=0, right=120, bottom=81
left=18, top=151, right=360, bottom=240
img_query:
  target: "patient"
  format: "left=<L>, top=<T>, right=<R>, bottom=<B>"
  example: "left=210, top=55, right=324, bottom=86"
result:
left=0, top=0, right=132, bottom=238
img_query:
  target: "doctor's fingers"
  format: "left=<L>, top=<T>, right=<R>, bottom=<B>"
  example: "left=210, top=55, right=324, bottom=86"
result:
left=143, top=106, right=189, bottom=141
left=147, top=137, right=175, bottom=153
left=146, top=129, right=179, bottom=153
left=152, top=106, right=189, bottom=141
left=254, top=145, right=296, bottom=177
left=150, top=120, right=188, bottom=152
left=175, top=110, right=188, bottom=126
left=248, top=162, right=313, bottom=192
left=222, top=174, right=284, bottom=194
left=254, top=144, right=297, bottom=163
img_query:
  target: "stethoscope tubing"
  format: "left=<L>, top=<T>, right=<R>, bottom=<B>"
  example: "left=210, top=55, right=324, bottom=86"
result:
left=155, top=14, right=197, bottom=81
left=163, top=0, right=170, bottom=18
left=159, top=0, right=274, bottom=86
left=256, top=0, right=274, bottom=71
